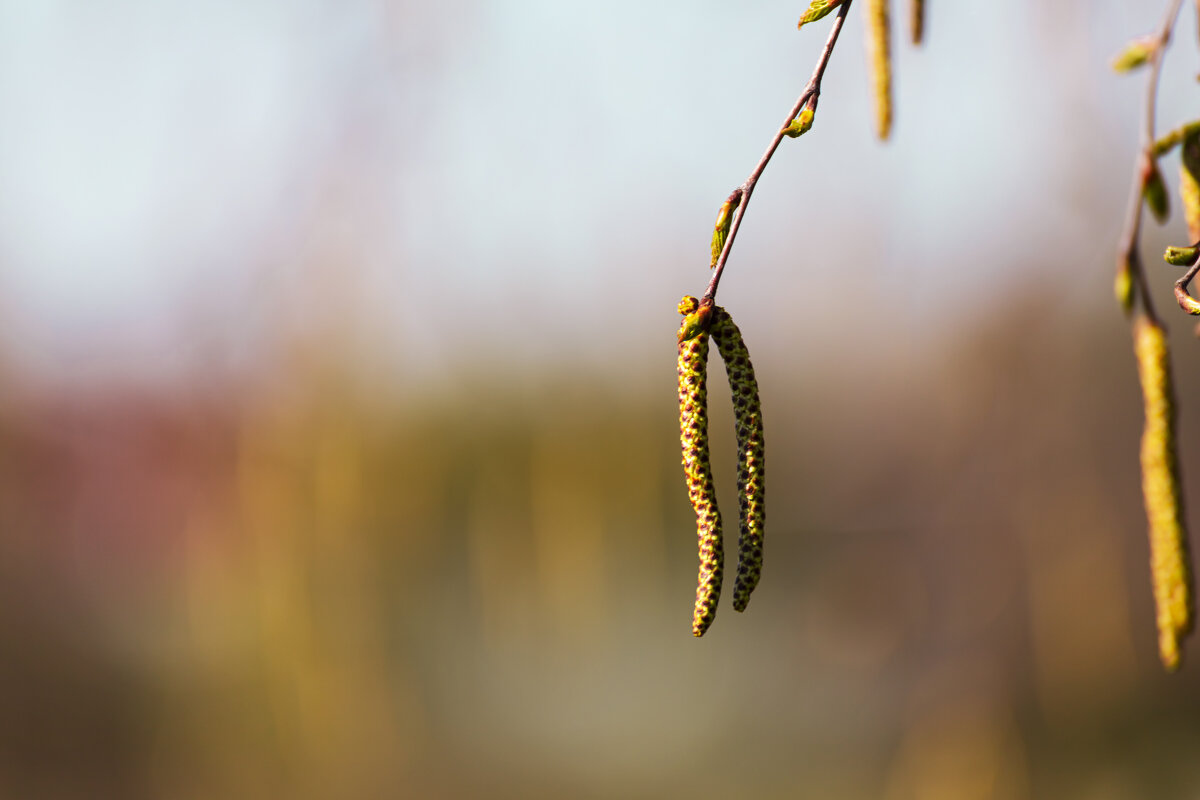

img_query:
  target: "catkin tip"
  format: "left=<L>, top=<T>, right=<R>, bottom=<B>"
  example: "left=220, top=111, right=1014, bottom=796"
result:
left=910, top=0, right=924, bottom=45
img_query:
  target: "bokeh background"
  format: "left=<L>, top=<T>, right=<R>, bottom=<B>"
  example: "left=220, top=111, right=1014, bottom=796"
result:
left=3, top=1, right=1200, bottom=797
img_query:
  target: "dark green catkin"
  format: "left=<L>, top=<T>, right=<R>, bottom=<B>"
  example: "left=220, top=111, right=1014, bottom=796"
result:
left=710, top=308, right=766, bottom=612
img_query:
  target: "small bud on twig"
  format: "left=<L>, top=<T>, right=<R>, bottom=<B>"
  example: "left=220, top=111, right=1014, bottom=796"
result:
left=799, top=0, right=848, bottom=29
left=781, top=107, right=816, bottom=138
left=1112, top=35, right=1158, bottom=73
left=1152, top=120, right=1200, bottom=156
left=1143, top=155, right=1171, bottom=224
left=1116, top=257, right=1135, bottom=315
left=711, top=192, right=742, bottom=269
left=677, top=296, right=715, bottom=343
left=1164, top=245, right=1200, bottom=265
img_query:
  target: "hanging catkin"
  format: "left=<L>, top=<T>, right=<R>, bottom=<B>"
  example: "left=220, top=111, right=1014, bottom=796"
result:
left=678, top=297, right=723, bottom=636
left=711, top=308, right=766, bottom=612
left=1180, top=131, right=1200, bottom=243
left=866, top=0, right=893, bottom=140
left=1134, top=315, right=1195, bottom=670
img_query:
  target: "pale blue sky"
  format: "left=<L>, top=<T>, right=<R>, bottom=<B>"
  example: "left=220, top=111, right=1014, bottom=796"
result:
left=0, top=0, right=1192, bottom=386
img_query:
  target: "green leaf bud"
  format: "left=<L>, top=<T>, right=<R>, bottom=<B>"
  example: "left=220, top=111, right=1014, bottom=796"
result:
left=782, top=108, right=815, bottom=138
left=1115, top=260, right=1135, bottom=315
left=1112, top=36, right=1157, bottom=73
left=798, top=0, right=847, bottom=29
left=1164, top=246, right=1200, bottom=266
left=1144, top=157, right=1170, bottom=224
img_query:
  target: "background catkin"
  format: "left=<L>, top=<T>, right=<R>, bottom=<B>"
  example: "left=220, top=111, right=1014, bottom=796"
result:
left=866, top=0, right=892, bottom=140
left=678, top=300, right=723, bottom=636
left=1134, top=316, right=1195, bottom=671
left=1180, top=132, right=1200, bottom=243
left=711, top=308, right=766, bottom=613
left=910, top=0, right=924, bottom=45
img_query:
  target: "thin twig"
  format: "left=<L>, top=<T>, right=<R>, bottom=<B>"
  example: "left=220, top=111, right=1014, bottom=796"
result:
left=1175, top=254, right=1200, bottom=313
left=702, top=1, right=854, bottom=305
left=1117, top=0, right=1185, bottom=321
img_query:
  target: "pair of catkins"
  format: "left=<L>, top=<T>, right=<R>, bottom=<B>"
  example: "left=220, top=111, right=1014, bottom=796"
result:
left=676, top=296, right=765, bottom=636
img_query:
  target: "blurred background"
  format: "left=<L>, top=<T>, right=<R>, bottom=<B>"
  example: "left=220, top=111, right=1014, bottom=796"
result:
left=2, top=0, right=1200, bottom=797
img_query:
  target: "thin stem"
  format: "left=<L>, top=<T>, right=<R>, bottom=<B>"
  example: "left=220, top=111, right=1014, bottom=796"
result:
left=1118, top=0, right=1185, bottom=322
left=1175, top=255, right=1200, bottom=313
left=1143, top=0, right=1182, bottom=144
left=702, top=1, right=853, bottom=304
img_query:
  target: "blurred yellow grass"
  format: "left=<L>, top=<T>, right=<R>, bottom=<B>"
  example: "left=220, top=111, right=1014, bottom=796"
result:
left=6, top=298, right=1200, bottom=798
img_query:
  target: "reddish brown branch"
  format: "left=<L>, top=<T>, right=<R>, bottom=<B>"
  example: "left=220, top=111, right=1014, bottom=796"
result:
left=702, top=1, right=853, bottom=305
left=1117, top=0, right=1185, bottom=321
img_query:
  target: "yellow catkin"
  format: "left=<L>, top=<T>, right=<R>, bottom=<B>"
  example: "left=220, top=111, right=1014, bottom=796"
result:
left=678, top=298, right=723, bottom=636
left=1134, top=316, right=1195, bottom=670
left=866, top=0, right=893, bottom=140
left=710, top=308, right=766, bottom=612
left=1180, top=132, right=1200, bottom=243
left=910, top=0, right=924, bottom=45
